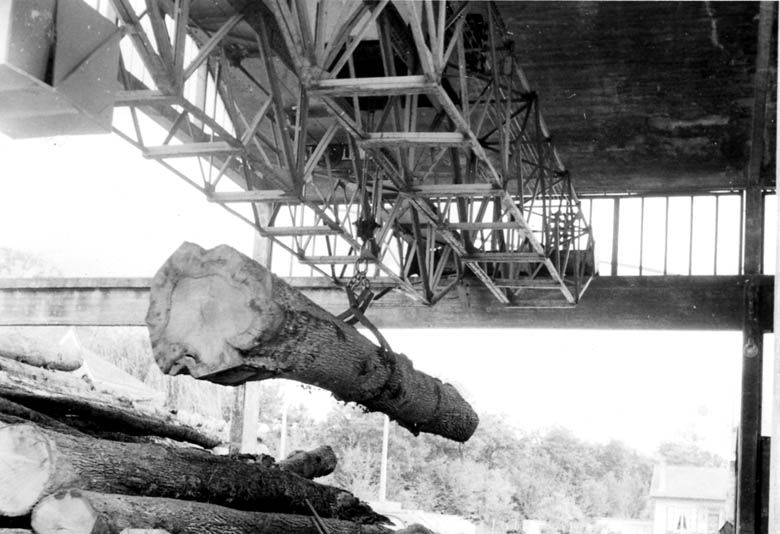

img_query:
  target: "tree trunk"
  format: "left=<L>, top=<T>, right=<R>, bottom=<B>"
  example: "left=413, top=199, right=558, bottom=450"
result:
left=0, top=396, right=85, bottom=436
left=0, top=424, right=386, bottom=523
left=0, top=357, right=220, bottom=448
left=0, top=327, right=83, bottom=371
left=32, top=490, right=391, bottom=534
left=147, top=243, right=478, bottom=442
left=278, top=446, right=337, bottom=479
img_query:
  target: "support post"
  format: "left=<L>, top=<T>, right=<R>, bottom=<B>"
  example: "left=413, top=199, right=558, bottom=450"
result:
left=737, top=3, right=774, bottom=532
left=738, top=281, right=763, bottom=534
left=771, top=166, right=780, bottom=534
left=229, top=205, right=273, bottom=454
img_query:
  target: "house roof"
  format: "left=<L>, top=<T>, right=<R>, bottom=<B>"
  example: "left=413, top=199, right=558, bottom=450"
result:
left=650, top=464, right=729, bottom=501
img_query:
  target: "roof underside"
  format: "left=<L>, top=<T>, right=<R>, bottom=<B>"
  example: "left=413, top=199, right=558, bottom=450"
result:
left=499, top=1, right=777, bottom=195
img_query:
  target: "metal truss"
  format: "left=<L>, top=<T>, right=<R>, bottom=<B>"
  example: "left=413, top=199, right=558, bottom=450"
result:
left=106, top=0, right=595, bottom=306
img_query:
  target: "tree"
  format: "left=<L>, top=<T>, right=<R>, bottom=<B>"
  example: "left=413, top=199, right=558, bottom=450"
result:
left=0, top=247, right=61, bottom=277
left=657, top=441, right=726, bottom=467
left=267, top=392, right=656, bottom=532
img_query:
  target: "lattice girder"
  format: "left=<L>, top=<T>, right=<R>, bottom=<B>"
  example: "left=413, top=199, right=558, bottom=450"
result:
left=108, top=0, right=595, bottom=306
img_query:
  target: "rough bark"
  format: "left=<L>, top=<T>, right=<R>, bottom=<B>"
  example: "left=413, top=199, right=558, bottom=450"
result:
left=0, top=424, right=386, bottom=523
left=147, top=243, right=478, bottom=442
left=32, top=490, right=391, bottom=534
left=0, top=396, right=85, bottom=436
left=278, top=446, right=337, bottom=479
left=0, top=357, right=220, bottom=448
left=0, top=327, right=83, bottom=371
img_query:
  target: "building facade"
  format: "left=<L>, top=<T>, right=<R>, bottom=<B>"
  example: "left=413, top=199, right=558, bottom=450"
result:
left=649, top=465, right=730, bottom=534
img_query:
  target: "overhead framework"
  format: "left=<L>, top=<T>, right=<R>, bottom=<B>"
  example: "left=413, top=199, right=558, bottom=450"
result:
left=109, top=0, right=595, bottom=307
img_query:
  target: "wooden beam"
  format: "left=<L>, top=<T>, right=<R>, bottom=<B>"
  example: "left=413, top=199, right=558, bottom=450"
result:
left=208, top=190, right=299, bottom=203
left=143, top=142, right=241, bottom=159
left=738, top=3, right=775, bottom=533
left=310, top=75, right=436, bottom=97
left=359, top=132, right=468, bottom=148
left=738, top=281, right=765, bottom=534
left=0, top=276, right=772, bottom=331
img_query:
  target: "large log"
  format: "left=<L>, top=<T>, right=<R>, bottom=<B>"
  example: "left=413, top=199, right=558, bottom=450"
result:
left=0, top=327, right=83, bottom=371
left=0, top=357, right=220, bottom=448
left=0, top=396, right=85, bottom=436
left=278, top=446, right=337, bottom=479
left=0, top=424, right=386, bottom=523
left=31, top=490, right=390, bottom=534
left=147, top=243, right=478, bottom=442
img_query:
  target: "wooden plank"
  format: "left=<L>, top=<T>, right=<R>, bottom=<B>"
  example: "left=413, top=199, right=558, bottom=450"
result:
left=310, top=75, right=436, bottom=97
left=208, top=190, right=300, bottom=203
left=407, top=184, right=501, bottom=197
left=447, top=222, right=520, bottom=231
left=359, top=132, right=468, bottom=148
left=297, top=256, right=366, bottom=265
left=462, top=252, right=545, bottom=263
left=144, top=142, right=241, bottom=158
left=262, top=226, right=340, bottom=237
left=0, top=276, right=772, bottom=331
left=114, top=91, right=180, bottom=106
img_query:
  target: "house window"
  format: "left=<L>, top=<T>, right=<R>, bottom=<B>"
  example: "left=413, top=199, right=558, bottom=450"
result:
left=667, top=506, right=695, bottom=532
left=706, top=511, right=721, bottom=533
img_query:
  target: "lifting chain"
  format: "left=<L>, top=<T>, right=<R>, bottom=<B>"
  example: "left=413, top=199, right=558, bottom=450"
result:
left=336, top=259, right=392, bottom=353
left=335, top=139, right=391, bottom=352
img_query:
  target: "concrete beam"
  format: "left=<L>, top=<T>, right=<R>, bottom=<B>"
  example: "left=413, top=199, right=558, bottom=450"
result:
left=0, top=276, right=773, bottom=331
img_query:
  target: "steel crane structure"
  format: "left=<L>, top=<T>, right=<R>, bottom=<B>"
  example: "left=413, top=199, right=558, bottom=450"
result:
left=103, top=0, right=594, bottom=307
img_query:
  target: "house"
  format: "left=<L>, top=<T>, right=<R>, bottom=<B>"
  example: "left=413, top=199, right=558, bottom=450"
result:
left=649, top=464, right=730, bottom=534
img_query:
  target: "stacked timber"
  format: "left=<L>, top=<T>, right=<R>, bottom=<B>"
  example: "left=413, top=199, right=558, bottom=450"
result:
left=1, top=423, right=389, bottom=534
left=278, top=446, right=338, bottom=479
left=0, top=242, right=465, bottom=533
left=0, top=356, right=221, bottom=447
left=147, top=242, right=479, bottom=442
left=0, top=327, right=83, bottom=371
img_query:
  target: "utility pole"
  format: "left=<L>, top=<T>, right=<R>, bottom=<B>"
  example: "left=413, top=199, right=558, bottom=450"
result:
left=378, top=415, right=390, bottom=502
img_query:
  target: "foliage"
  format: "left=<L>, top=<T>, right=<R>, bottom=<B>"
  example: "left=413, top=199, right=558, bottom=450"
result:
left=656, top=440, right=726, bottom=467
left=0, top=247, right=61, bottom=277
left=278, top=403, right=658, bottom=533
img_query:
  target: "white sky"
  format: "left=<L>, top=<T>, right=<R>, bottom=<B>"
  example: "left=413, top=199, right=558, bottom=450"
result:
left=0, top=131, right=772, bottom=459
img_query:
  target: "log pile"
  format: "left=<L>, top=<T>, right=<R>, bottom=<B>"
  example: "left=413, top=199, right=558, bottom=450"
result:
left=0, top=327, right=83, bottom=372
left=0, top=356, right=221, bottom=447
left=0, top=327, right=388, bottom=534
left=147, top=242, right=479, bottom=442
left=0, top=423, right=389, bottom=533
left=0, top=242, right=467, bottom=533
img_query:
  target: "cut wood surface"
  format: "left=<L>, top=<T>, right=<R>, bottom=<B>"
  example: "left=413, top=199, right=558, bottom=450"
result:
left=147, top=243, right=478, bottom=442
left=0, top=357, right=220, bottom=448
left=278, top=445, right=337, bottom=479
left=0, top=327, right=83, bottom=371
left=0, top=424, right=385, bottom=523
left=32, top=490, right=391, bottom=534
